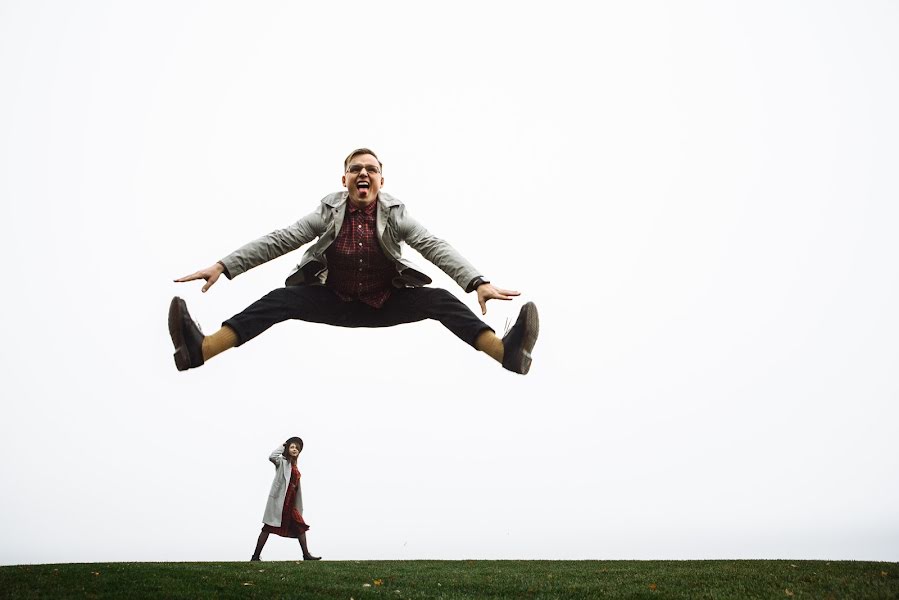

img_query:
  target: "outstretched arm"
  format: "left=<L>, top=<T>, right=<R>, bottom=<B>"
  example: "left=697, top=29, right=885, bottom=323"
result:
left=398, top=208, right=520, bottom=314
left=173, top=206, right=326, bottom=290
left=174, top=261, right=226, bottom=293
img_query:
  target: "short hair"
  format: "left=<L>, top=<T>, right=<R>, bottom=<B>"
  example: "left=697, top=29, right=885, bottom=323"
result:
left=344, top=148, right=382, bottom=172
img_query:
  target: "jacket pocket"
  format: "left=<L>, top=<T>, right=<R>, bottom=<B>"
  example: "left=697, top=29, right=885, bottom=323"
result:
left=269, top=478, right=284, bottom=498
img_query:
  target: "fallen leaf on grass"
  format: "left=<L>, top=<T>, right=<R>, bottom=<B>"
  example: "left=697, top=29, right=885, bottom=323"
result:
left=242, top=582, right=254, bottom=586
left=882, top=571, right=889, bottom=577
left=91, top=572, right=100, bottom=576
left=362, top=583, right=372, bottom=588
left=374, top=579, right=383, bottom=586
left=648, top=583, right=657, bottom=591
left=785, top=589, right=794, bottom=597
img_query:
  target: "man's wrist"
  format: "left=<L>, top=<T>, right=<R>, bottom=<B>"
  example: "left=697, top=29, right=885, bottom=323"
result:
left=468, top=276, right=490, bottom=293
left=216, top=260, right=231, bottom=279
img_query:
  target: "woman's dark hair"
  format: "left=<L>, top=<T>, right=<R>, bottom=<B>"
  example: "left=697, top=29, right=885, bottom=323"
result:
left=283, top=436, right=304, bottom=458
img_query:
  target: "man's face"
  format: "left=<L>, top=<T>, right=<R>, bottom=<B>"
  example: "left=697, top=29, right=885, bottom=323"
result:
left=342, top=153, right=383, bottom=205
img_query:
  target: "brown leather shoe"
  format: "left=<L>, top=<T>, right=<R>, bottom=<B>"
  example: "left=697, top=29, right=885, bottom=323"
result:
left=168, top=296, right=205, bottom=371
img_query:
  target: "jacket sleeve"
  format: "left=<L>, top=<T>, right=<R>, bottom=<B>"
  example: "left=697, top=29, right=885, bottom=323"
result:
left=397, top=208, right=481, bottom=290
left=219, top=208, right=327, bottom=279
left=269, top=445, right=285, bottom=466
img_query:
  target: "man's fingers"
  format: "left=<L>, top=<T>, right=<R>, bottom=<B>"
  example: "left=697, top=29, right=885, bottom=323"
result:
left=494, top=287, right=520, bottom=297
left=488, top=291, right=516, bottom=301
left=174, top=272, right=199, bottom=283
left=477, top=283, right=522, bottom=314
left=175, top=269, right=220, bottom=291
left=201, top=272, right=220, bottom=293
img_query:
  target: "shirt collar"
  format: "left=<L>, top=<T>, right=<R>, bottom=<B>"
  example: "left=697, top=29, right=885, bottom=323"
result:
left=348, top=199, right=378, bottom=215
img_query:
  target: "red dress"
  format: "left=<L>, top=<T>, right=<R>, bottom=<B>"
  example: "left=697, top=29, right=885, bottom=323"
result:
left=261, top=464, right=310, bottom=537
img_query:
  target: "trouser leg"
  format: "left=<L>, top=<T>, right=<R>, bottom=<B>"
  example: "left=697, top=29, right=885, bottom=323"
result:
left=366, top=287, right=493, bottom=348
left=223, top=285, right=347, bottom=346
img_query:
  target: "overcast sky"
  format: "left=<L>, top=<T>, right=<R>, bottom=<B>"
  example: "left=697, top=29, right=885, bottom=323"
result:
left=2, top=1, right=898, bottom=565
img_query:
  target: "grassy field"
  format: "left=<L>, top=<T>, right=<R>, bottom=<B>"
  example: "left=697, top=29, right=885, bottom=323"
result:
left=1, top=560, right=896, bottom=599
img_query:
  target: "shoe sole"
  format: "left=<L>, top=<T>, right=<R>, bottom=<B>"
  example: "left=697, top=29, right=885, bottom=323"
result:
left=513, top=302, right=539, bottom=375
left=168, top=297, right=191, bottom=371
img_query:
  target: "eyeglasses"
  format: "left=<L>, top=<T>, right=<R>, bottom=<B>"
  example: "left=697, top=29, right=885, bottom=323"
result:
left=346, top=164, right=381, bottom=175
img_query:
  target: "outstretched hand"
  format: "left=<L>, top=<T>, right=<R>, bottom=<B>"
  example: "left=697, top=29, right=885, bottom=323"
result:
left=476, top=283, right=520, bottom=315
left=174, top=262, right=225, bottom=293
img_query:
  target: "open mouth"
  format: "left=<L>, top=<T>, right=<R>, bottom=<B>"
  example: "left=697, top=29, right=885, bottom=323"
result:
left=357, top=181, right=371, bottom=193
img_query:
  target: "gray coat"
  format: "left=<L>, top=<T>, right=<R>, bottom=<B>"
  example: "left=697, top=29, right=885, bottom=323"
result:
left=263, top=446, right=303, bottom=527
left=220, top=191, right=482, bottom=291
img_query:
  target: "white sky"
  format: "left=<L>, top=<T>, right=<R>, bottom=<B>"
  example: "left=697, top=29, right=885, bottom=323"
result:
left=2, top=1, right=898, bottom=565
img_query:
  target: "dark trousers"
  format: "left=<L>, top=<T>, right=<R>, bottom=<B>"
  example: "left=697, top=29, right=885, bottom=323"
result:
left=223, top=285, right=493, bottom=349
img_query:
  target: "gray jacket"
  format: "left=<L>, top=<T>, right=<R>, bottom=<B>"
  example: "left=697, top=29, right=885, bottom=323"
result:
left=220, top=191, right=482, bottom=291
left=263, top=445, right=302, bottom=527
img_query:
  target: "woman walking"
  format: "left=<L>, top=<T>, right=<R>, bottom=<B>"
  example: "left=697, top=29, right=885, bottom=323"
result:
left=251, top=437, right=321, bottom=561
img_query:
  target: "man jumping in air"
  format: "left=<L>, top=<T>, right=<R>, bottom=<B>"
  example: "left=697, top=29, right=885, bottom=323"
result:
left=169, top=148, right=539, bottom=374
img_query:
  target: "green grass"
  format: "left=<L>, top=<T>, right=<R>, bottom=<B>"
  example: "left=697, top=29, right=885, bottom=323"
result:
left=1, top=560, right=896, bottom=599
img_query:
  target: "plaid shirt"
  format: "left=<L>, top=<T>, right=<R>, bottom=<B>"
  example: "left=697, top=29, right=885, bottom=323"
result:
left=325, top=201, right=396, bottom=308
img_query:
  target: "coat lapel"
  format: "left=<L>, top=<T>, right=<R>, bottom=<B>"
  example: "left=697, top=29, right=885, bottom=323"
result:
left=331, top=199, right=347, bottom=241
left=376, top=199, right=389, bottom=241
